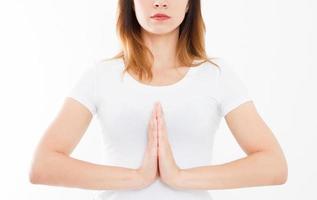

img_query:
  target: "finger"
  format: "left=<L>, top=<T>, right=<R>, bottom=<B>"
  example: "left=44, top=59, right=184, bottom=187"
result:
left=151, top=110, right=158, bottom=156
left=156, top=103, right=165, bottom=139
left=154, top=103, right=162, bottom=149
left=148, top=114, right=154, bottom=134
left=153, top=114, right=158, bottom=147
left=156, top=102, right=161, bottom=119
left=155, top=103, right=161, bottom=139
left=157, top=117, right=166, bottom=145
left=159, top=103, right=166, bottom=124
left=148, top=110, right=156, bottom=145
left=151, top=109, right=157, bottom=146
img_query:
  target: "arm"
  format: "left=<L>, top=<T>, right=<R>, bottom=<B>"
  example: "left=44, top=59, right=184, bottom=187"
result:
left=29, top=98, right=143, bottom=190
left=30, top=150, right=142, bottom=190
left=174, top=101, right=288, bottom=190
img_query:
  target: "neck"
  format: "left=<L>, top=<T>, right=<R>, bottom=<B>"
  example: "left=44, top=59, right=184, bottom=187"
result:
left=141, top=27, right=183, bottom=71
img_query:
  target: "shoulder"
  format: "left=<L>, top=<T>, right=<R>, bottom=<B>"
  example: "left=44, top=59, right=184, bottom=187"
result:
left=190, top=58, right=223, bottom=81
left=92, top=57, right=126, bottom=86
left=203, top=57, right=232, bottom=75
left=95, top=57, right=124, bottom=73
left=191, top=58, right=228, bottom=75
left=202, top=58, right=246, bottom=85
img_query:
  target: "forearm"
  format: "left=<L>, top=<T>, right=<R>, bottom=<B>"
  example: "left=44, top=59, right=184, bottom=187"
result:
left=30, top=151, right=142, bottom=190
left=175, top=150, right=287, bottom=190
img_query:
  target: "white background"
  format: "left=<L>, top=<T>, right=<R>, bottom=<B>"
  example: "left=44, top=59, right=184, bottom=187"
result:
left=0, top=0, right=316, bottom=199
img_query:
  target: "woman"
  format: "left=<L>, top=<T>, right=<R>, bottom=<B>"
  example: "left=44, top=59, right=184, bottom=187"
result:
left=29, top=0, right=288, bottom=199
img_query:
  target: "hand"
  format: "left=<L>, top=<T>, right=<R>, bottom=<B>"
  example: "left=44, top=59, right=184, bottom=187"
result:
left=156, top=102, right=182, bottom=188
left=136, top=105, right=159, bottom=189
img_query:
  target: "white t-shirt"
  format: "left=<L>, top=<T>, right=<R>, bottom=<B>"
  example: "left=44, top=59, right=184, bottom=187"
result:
left=67, top=58, right=252, bottom=200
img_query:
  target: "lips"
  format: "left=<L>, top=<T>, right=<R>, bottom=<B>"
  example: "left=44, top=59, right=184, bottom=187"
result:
left=150, top=13, right=171, bottom=18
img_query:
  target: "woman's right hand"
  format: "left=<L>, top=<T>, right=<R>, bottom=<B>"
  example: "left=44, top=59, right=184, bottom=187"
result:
left=136, top=103, right=159, bottom=189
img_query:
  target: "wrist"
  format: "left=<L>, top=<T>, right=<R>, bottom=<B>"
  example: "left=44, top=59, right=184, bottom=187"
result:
left=134, top=169, right=151, bottom=190
left=132, top=169, right=144, bottom=190
left=168, top=169, right=185, bottom=190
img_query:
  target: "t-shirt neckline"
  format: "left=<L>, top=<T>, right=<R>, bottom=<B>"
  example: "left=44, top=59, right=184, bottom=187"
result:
left=121, top=59, right=206, bottom=89
left=126, top=66, right=193, bottom=89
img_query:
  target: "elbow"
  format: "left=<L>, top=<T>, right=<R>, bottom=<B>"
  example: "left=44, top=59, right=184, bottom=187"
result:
left=273, top=167, right=288, bottom=185
left=272, top=153, right=288, bottom=185
left=277, top=163, right=288, bottom=185
left=29, top=152, right=49, bottom=184
left=29, top=170, right=39, bottom=184
left=29, top=160, right=43, bottom=184
left=29, top=150, right=66, bottom=185
left=29, top=156, right=38, bottom=184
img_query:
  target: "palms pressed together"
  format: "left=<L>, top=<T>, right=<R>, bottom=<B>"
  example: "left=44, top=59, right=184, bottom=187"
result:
left=137, top=102, right=181, bottom=189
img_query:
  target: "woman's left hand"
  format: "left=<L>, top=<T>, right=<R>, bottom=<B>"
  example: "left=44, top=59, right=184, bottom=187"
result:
left=155, top=102, right=182, bottom=188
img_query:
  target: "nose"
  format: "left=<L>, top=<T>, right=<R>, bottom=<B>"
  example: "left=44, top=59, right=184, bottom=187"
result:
left=153, top=0, right=168, bottom=9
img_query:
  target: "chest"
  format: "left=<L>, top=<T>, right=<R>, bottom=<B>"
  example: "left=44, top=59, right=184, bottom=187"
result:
left=95, top=66, right=223, bottom=168
left=97, top=83, right=221, bottom=141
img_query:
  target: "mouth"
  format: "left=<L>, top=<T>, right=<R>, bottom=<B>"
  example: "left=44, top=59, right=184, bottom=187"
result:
left=150, top=13, right=171, bottom=21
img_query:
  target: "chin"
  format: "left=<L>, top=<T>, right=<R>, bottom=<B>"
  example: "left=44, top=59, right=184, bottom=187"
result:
left=145, top=26, right=179, bottom=35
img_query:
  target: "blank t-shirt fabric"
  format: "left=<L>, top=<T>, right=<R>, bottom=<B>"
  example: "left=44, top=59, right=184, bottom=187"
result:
left=67, top=57, right=252, bottom=200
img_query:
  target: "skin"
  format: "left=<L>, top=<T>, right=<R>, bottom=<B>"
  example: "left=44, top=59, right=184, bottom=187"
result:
left=137, top=102, right=181, bottom=189
left=29, top=0, right=288, bottom=190
left=133, top=0, right=190, bottom=85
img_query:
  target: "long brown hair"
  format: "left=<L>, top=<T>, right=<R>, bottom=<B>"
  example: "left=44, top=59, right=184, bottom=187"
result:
left=102, top=0, right=219, bottom=82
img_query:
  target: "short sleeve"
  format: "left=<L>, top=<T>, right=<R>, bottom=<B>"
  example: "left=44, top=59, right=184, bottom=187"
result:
left=67, top=64, right=98, bottom=116
left=217, top=61, right=252, bottom=117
